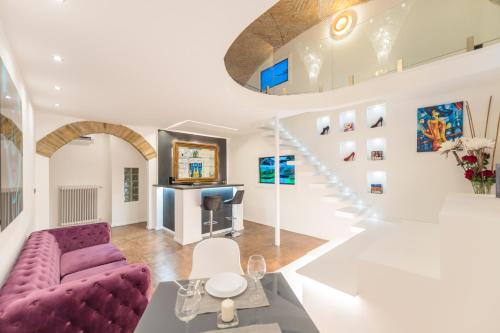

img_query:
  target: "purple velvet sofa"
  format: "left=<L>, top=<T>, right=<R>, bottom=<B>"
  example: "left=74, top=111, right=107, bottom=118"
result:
left=0, top=223, right=151, bottom=333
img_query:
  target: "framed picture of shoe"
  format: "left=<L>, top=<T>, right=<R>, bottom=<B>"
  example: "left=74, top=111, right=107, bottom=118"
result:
left=370, top=184, right=383, bottom=194
left=316, top=116, right=331, bottom=136
left=370, top=150, right=384, bottom=160
left=343, top=122, right=354, bottom=132
left=367, top=104, right=386, bottom=128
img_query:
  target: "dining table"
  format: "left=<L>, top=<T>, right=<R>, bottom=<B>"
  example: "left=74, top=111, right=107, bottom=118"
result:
left=135, top=272, right=320, bottom=333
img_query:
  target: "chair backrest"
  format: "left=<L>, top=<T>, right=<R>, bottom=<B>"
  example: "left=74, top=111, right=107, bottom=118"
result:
left=231, top=190, right=245, bottom=205
left=202, top=195, right=222, bottom=211
left=189, top=238, right=244, bottom=279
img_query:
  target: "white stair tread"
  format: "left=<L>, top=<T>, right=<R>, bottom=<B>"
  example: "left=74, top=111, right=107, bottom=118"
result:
left=359, top=221, right=441, bottom=280
left=335, top=206, right=368, bottom=218
left=321, top=195, right=341, bottom=203
left=297, top=220, right=399, bottom=295
left=297, top=228, right=383, bottom=295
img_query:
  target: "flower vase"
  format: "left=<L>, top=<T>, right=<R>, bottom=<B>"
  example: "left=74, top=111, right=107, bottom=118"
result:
left=471, top=181, right=492, bottom=195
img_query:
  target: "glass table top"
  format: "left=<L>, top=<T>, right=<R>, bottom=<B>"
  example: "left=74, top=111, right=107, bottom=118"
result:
left=135, top=273, right=319, bottom=333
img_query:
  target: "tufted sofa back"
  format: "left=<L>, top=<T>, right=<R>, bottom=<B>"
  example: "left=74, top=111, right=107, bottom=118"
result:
left=0, top=232, right=61, bottom=310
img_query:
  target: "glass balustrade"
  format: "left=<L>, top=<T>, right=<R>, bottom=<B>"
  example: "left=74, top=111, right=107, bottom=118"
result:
left=225, top=0, right=500, bottom=95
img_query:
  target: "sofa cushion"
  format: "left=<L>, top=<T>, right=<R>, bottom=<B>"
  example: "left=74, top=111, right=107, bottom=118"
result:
left=60, top=243, right=125, bottom=277
left=0, top=232, right=61, bottom=310
left=60, top=259, right=128, bottom=283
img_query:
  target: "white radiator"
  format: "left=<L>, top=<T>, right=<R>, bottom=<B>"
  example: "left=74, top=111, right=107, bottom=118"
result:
left=59, top=185, right=99, bottom=226
left=0, top=188, right=23, bottom=229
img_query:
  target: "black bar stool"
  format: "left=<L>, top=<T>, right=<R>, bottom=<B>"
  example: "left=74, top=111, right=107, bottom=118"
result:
left=224, top=190, right=244, bottom=238
left=201, top=195, right=222, bottom=238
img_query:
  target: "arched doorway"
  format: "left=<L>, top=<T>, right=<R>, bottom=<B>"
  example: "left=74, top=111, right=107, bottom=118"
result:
left=35, top=121, right=157, bottom=230
left=36, top=121, right=156, bottom=160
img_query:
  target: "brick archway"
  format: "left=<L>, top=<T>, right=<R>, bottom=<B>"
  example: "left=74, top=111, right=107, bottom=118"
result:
left=36, top=121, right=156, bottom=160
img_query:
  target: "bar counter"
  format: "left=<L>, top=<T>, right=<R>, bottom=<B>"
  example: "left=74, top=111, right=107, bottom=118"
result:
left=154, top=183, right=244, bottom=245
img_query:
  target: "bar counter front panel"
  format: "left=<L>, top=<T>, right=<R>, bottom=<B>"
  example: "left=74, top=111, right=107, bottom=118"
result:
left=157, top=184, right=244, bottom=245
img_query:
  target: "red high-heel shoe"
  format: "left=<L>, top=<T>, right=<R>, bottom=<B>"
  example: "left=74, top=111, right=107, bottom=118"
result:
left=344, top=152, right=355, bottom=161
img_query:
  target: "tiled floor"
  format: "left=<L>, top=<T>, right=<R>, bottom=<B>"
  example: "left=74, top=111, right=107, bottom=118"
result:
left=111, top=220, right=327, bottom=288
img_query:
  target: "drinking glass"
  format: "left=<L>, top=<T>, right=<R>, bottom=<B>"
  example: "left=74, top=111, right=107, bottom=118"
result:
left=247, top=254, right=267, bottom=304
left=175, top=285, right=201, bottom=333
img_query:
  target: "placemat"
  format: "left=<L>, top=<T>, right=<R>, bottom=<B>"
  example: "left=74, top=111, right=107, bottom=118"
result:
left=196, top=276, right=270, bottom=314
left=202, top=323, right=281, bottom=333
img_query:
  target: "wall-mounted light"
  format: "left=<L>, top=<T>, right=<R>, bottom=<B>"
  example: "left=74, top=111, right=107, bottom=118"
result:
left=331, top=9, right=357, bottom=40
left=53, top=54, right=64, bottom=63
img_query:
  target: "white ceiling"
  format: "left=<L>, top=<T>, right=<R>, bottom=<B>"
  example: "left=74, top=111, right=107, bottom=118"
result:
left=1, top=0, right=500, bottom=136
left=0, top=0, right=280, bottom=131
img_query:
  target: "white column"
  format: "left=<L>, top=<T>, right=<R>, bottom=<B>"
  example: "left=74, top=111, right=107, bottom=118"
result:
left=274, top=117, right=281, bottom=247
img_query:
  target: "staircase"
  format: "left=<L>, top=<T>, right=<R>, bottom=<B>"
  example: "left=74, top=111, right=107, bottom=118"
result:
left=260, top=122, right=440, bottom=301
left=259, top=123, right=376, bottom=228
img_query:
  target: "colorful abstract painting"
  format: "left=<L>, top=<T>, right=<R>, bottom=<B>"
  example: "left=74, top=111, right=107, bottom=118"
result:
left=417, top=101, right=464, bottom=152
left=259, top=155, right=295, bottom=185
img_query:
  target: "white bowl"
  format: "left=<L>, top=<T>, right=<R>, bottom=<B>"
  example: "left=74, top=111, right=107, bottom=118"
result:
left=205, top=272, right=248, bottom=298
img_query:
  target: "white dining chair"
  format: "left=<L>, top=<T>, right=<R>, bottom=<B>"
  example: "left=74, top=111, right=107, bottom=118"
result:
left=189, top=238, right=244, bottom=279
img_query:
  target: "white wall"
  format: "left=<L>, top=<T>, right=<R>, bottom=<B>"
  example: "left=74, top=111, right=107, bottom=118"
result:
left=110, top=136, right=147, bottom=226
left=230, top=76, right=500, bottom=235
left=49, top=134, right=113, bottom=227
left=0, top=24, right=36, bottom=283
left=48, top=134, right=147, bottom=228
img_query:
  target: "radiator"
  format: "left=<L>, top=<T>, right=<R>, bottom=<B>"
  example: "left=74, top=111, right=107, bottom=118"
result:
left=59, top=185, right=99, bottom=226
left=0, top=188, right=23, bottom=230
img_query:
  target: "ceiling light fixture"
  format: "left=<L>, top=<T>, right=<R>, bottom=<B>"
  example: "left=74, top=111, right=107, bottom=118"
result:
left=5, top=95, right=12, bottom=100
left=331, top=9, right=357, bottom=40
left=53, top=54, right=64, bottom=63
left=54, top=85, right=62, bottom=91
left=55, top=103, right=60, bottom=108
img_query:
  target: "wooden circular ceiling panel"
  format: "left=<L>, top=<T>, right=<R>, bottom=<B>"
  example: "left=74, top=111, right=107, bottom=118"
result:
left=224, top=0, right=368, bottom=89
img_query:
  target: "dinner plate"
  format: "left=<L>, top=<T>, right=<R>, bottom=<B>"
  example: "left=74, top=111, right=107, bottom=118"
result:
left=205, top=272, right=248, bottom=298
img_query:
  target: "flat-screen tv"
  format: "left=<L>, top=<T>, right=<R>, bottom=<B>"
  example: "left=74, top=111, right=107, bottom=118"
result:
left=259, top=155, right=295, bottom=185
left=260, top=58, right=289, bottom=92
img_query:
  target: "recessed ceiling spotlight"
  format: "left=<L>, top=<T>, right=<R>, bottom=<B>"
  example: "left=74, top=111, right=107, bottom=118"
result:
left=401, top=2, right=406, bottom=8
left=54, top=85, right=62, bottom=91
left=55, top=0, right=67, bottom=3
left=331, top=9, right=357, bottom=40
left=5, top=95, right=12, bottom=100
left=53, top=54, right=64, bottom=63
left=55, top=103, right=61, bottom=108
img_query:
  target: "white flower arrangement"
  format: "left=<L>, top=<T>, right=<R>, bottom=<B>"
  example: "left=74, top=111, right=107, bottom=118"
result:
left=462, top=137, right=495, bottom=151
left=439, top=137, right=495, bottom=156
left=438, top=139, right=463, bottom=156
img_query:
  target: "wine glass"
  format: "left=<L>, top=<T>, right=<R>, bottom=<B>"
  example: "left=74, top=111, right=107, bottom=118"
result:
left=247, top=254, right=267, bottom=304
left=175, top=285, right=201, bottom=333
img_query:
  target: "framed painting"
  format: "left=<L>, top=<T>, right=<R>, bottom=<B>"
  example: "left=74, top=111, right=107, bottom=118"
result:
left=417, top=101, right=464, bottom=152
left=173, top=141, right=219, bottom=183
left=0, top=57, right=23, bottom=231
left=259, top=155, right=295, bottom=185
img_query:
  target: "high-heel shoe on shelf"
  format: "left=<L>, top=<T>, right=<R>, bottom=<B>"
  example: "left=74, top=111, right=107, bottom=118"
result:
left=370, top=116, right=383, bottom=128
left=344, top=152, right=355, bottom=161
left=320, top=126, right=330, bottom=135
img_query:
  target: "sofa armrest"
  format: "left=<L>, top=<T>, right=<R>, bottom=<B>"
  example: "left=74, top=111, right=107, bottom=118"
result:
left=47, top=222, right=111, bottom=253
left=0, top=264, right=151, bottom=333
